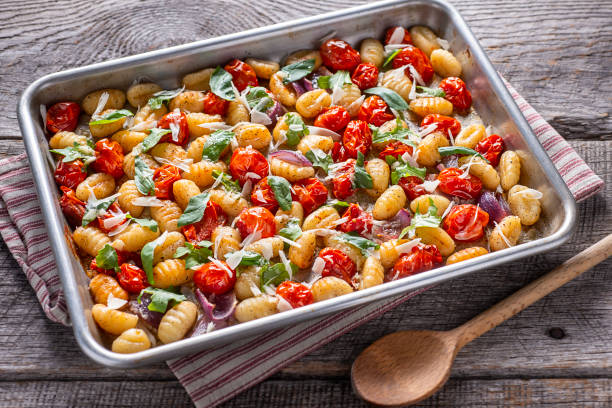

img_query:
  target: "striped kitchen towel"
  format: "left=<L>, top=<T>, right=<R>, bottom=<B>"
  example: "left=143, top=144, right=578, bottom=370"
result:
left=0, top=81, right=604, bottom=408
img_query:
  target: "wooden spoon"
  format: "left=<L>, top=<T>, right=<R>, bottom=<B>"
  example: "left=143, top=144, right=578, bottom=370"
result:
left=352, top=234, right=612, bottom=407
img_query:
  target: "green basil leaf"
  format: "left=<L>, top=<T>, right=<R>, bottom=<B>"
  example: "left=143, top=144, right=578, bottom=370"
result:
left=50, top=142, right=95, bottom=163
left=304, top=149, right=333, bottom=174
left=284, top=113, right=309, bottom=146
left=391, top=162, right=427, bottom=184
left=173, top=241, right=213, bottom=270
left=385, top=155, right=397, bottom=166
left=95, top=244, right=119, bottom=272
left=317, top=75, right=330, bottom=89
left=327, top=200, right=350, bottom=208
left=138, top=287, right=186, bottom=313
left=399, top=197, right=441, bottom=239
left=210, top=66, right=236, bottom=101
left=382, top=49, right=401, bottom=69
left=337, top=232, right=380, bottom=256
left=246, top=87, right=274, bottom=112
left=147, top=88, right=184, bottom=110
left=364, top=87, right=409, bottom=110
left=416, top=86, right=446, bottom=97
left=142, top=128, right=172, bottom=152
left=281, top=58, right=315, bottom=84
left=212, top=170, right=240, bottom=193
left=201, top=130, right=234, bottom=162
left=318, top=70, right=352, bottom=90
left=260, top=262, right=297, bottom=290
left=141, top=232, right=170, bottom=284
left=371, top=120, right=419, bottom=146
left=177, top=192, right=211, bottom=227
left=126, top=215, right=158, bottom=232
left=134, top=156, right=155, bottom=195
left=267, top=176, right=292, bottom=211
left=352, top=152, right=373, bottom=189
left=81, top=194, right=118, bottom=227
left=438, top=146, right=489, bottom=163
left=228, top=250, right=268, bottom=267
left=279, top=218, right=302, bottom=244
left=89, top=109, right=134, bottom=125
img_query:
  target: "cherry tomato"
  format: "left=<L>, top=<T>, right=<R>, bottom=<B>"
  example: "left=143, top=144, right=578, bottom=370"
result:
left=338, top=203, right=373, bottom=235
left=332, top=159, right=356, bottom=199
left=313, top=106, right=350, bottom=132
left=46, top=102, right=80, bottom=133
left=92, top=138, right=124, bottom=179
left=182, top=201, right=227, bottom=243
left=117, top=263, right=149, bottom=294
left=331, top=142, right=351, bottom=163
left=54, top=159, right=86, bottom=190
left=391, top=45, right=434, bottom=84
left=318, top=247, right=357, bottom=287
left=391, top=244, right=442, bottom=279
left=475, top=134, right=505, bottom=167
left=342, top=120, right=372, bottom=158
left=153, top=164, right=181, bottom=200
left=194, top=261, right=236, bottom=295
left=292, top=177, right=328, bottom=215
left=398, top=176, right=428, bottom=201
left=224, top=59, right=258, bottom=92
left=59, top=186, right=86, bottom=227
left=276, top=281, right=313, bottom=308
left=96, top=202, right=128, bottom=234
left=157, top=111, right=189, bottom=146
left=320, top=38, right=361, bottom=72
left=384, top=26, right=412, bottom=45
left=201, top=91, right=229, bottom=116
left=235, top=206, right=276, bottom=239
left=229, top=146, right=269, bottom=186
left=351, top=63, right=379, bottom=90
left=437, top=167, right=482, bottom=199
left=420, top=114, right=461, bottom=138
left=358, top=96, right=395, bottom=127
left=439, top=77, right=472, bottom=111
left=89, top=258, right=114, bottom=275
left=378, top=141, right=414, bottom=161
left=443, top=204, right=489, bottom=241
left=251, top=177, right=279, bottom=213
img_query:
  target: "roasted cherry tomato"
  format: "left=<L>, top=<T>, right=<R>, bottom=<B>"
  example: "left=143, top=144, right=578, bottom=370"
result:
left=320, top=38, right=361, bottom=72
left=351, top=63, right=379, bottom=90
left=384, top=26, right=412, bottom=45
left=235, top=206, right=276, bottom=239
left=332, top=159, right=356, bottom=199
left=97, top=202, right=128, bottom=234
left=157, top=111, right=190, bottom=146
left=443, top=204, right=489, bottom=241
left=437, top=167, right=482, bottom=199
left=439, top=77, right=472, bottom=111
left=54, top=159, right=86, bottom=190
left=153, top=164, right=181, bottom=200
left=292, top=177, right=328, bottom=215
left=201, top=91, right=229, bottom=116
left=358, top=96, right=395, bottom=127
left=92, top=138, right=124, bottom=179
left=89, top=258, right=114, bottom=275
left=378, top=141, right=414, bottom=161
left=331, top=141, right=351, bottom=163
left=318, top=247, right=357, bottom=287
left=338, top=203, right=373, bottom=235
left=229, top=146, right=269, bottom=186
left=391, top=45, right=434, bottom=84
left=59, top=186, right=86, bottom=227
left=224, top=59, right=258, bottom=92
left=420, top=114, right=461, bottom=138
left=117, top=264, right=149, bottom=294
left=342, top=120, right=372, bottom=158
left=276, top=281, right=313, bottom=308
left=182, top=201, right=227, bottom=243
left=398, top=176, right=428, bottom=201
left=475, top=134, right=505, bottom=167
left=251, top=177, right=279, bottom=213
left=194, top=261, right=236, bottom=295
left=46, top=102, right=80, bottom=133
left=391, top=244, right=442, bottom=279
left=313, top=106, right=350, bottom=132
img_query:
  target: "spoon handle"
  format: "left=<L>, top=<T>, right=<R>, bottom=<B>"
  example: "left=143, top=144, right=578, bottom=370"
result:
left=452, top=234, right=612, bottom=350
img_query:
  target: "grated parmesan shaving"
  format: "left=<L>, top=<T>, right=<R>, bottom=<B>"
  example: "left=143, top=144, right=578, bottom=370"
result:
left=312, top=257, right=325, bottom=275
left=277, top=296, right=293, bottom=312
left=330, top=216, right=350, bottom=227
left=307, top=126, right=342, bottom=140
left=106, top=293, right=127, bottom=310
left=441, top=201, right=456, bottom=219
left=263, top=286, right=276, bottom=296
left=406, top=64, right=425, bottom=86
left=448, top=129, right=455, bottom=146
left=208, top=256, right=234, bottom=278
left=346, top=95, right=365, bottom=117
left=132, top=196, right=163, bottom=207
left=418, top=123, right=439, bottom=138
left=225, top=250, right=244, bottom=270
left=278, top=250, right=293, bottom=279
left=169, top=119, right=180, bottom=143
left=395, top=238, right=421, bottom=255
left=245, top=172, right=262, bottom=181
left=493, top=221, right=513, bottom=248
left=241, top=229, right=262, bottom=248
left=241, top=179, right=253, bottom=197
left=277, top=235, right=301, bottom=248
left=154, top=156, right=193, bottom=172
left=384, top=44, right=411, bottom=53
left=130, top=119, right=157, bottom=131
left=91, top=92, right=109, bottom=119
left=251, top=109, right=272, bottom=125
left=408, top=75, right=417, bottom=100
left=330, top=85, right=344, bottom=107
left=421, top=179, right=440, bottom=193
left=458, top=154, right=479, bottom=179
left=213, top=231, right=223, bottom=259
left=198, top=121, right=231, bottom=130
left=206, top=322, right=216, bottom=333
left=249, top=282, right=262, bottom=297
left=388, top=27, right=406, bottom=45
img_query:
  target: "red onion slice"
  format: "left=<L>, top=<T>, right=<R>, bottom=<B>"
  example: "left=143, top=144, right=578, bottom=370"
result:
left=396, top=208, right=412, bottom=227
left=192, top=289, right=237, bottom=335
left=266, top=101, right=286, bottom=127
left=269, top=150, right=313, bottom=167
left=291, top=81, right=306, bottom=96
left=129, top=295, right=163, bottom=328
left=302, top=78, right=314, bottom=92
left=478, top=191, right=511, bottom=224
left=442, top=154, right=459, bottom=169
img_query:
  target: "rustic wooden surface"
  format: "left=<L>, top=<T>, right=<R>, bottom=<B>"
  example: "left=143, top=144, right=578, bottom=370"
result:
left=0, top=0, right=610, bottom=407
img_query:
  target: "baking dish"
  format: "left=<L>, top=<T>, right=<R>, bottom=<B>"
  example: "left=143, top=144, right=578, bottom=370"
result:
left=18, top=0, right=576, bottom=367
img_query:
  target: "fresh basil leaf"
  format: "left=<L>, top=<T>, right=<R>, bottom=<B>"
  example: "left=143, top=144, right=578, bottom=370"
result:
left=371, top=119, right=419, bottom=146
left=391, top=162, right=427, bottom=184
left=228, top=250, right=267, bottom=267
left=364, top=87, right=409, bottom=110
left=260, top=262, right=297, bottom=290
left=416, top=86, right=445, bottom=97
left=95, top=244, right=119, bottom=272
left=147, top=88, right=184, bottom=110
left=201, top=130, right=234, bottom=162
left=142, top=128, right=172, bottom=152
left=50, top=142, right=95, bottom=163
left=267, top=176, right=292, bottom=211
left=399, top=198, right=441, bottom=239
left=284, top=113, right=309, bottom=146
left=338, top=232, right=380, bottom=256
left=281, top=58, right=315, bottom=84
left=177, top=192, right=211, bottom=227
left=141, top=232, right=170, bottom=284
left=305, top=148, right=333, bottom=174
left=89, top=109, right=134, bottom=125
left=382, top=49, right=401, bottom=69
left=352, top=152, right=373, bottom=189
left=327, top=200, right=350, bottom=208
left=317, top=75, right=330, bottom=89
left=246, top=87, right=274, bottom=112
left=385, top=155, right=397, bottom=166
left=438, top=146, right=489, bottom=163
left=138, top=287, right=186, bottom=313
left=81, top=194, right=118, bottom=227
left=212, top=170, right=240, bottom=193
left=134, top=156, right=155, bottom=195
left=209, top=66, right=236, bottom=101
left=318, top=70, right=352, bottom=90
left=279, top=218, right=302, bottom=243
left=126, top=214, right=158, bottom=232
left=173, top=241, right=213, bottom=270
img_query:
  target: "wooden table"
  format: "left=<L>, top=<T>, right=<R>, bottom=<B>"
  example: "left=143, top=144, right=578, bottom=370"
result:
left=0, top=0, right=610, bottom=406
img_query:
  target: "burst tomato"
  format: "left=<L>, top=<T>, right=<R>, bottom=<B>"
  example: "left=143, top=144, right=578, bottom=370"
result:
left=117, top=264, right=149, bottom=294
left=342, top=120, right=372, bottom=158
left=224, top=59, right=258, bottom=92
left=437, top=167, right=482, bottom=199
left=182, top=201, right=227, bottom=243
left=153, top=164, right=181, bottom=200
left=59, top=186, right=86, bottom=227
left=229, top=146, right=269, bottom=186
left=391, top=244, right=442, bottom=279
left=194, top=261, right=236, bottom=295
left=157, top=111, right=189, bottom=146
left=378, top=141, right=414, bottom=160
left=235, top=206, right=276, bottom=239
left=332, top=159, right=356, bottom=199
left=384, top=26, right=412, bottom=45
left=251, top=177, right=279, bottom=213
left=313, top=106, right=350, bottom=132
left=92, top=138, right=124, bottom=178
left=338, top=203, right=373, bottom=235
left=318, top=247, right=357, bottom=286
left=439, top=77, right=472, bottom=111
left=201, top=91, right=229, bottom=116
left=96, top=202, right=128, bottom=234
left=358, top=96, right=395, bottom=127
left=331, top=142, right=351, bottom=162
left=391, top=45, right=434, bottom=84
left=320, top=38, right=361, bottom=72
left=276, top=281, right=313, bottom=308
left=475, top=134, right=505, bottom=167
left=46, top=102, right=80, bottom=133
left=420, top=114, right=461, bottom=137
left=351, top=63, right=379, bottom=90
left=443, top=204, right=489, bottom=241
left=398, top=176, right=428, bottom=201
left=54, top=159, right=86, bottom=190
left=292, top=177, right=328, bottom=215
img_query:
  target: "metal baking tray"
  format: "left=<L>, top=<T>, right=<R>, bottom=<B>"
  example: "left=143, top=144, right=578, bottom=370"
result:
left=18, top=0, right=576, bottom=367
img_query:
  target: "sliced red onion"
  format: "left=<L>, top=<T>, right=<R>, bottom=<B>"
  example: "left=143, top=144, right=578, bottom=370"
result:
left=442, top=154, right=459, bottom=169
left=396, top=208, right=412, bottom=228
left=266, top=101, right=286, bottom=127
left=194, top=289, right=237, bottom=329
left=436, top=163, right=446, bottom=172
left=302, top=78, right=314, bottom=92
left=291, top=80, right=307, bottom=96
left=269, top=150, right=313, bottom=167
left=316, top=66, right=333, bottom=77
left=478, top=191, right=511, bottom=224
left=129, top=295, right=163, bottom=329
